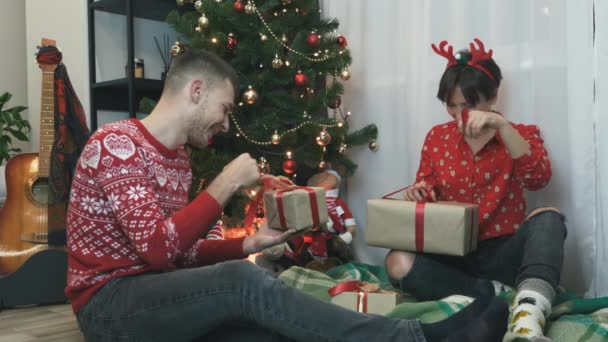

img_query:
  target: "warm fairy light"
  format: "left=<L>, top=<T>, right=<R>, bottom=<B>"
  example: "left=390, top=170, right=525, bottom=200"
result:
left=286, top=150, right=293, bottom=159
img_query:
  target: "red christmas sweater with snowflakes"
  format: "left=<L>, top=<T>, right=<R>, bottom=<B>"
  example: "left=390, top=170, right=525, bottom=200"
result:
left=65, top=119, right=247, bottom=314
left=415, top=121, right=551, bottom=240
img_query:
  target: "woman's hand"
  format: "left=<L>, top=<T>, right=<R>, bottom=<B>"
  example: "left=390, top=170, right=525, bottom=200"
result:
left=457, top=109, right=507, bottom=138
left=402, top=181, right=436, bottom=202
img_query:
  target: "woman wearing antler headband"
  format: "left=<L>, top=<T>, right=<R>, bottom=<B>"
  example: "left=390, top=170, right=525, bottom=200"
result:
left=385, top=38, right=567, bottom=341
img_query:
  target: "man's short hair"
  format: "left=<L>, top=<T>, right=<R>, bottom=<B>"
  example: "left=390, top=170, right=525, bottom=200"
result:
left=164, top=47, right=239, bottom=95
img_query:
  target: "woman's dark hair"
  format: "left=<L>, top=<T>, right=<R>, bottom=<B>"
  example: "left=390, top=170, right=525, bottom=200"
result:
left=436, top=50, right=502, bottom=106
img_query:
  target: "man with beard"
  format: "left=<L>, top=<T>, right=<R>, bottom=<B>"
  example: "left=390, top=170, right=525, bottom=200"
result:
left=66, top=47, right=508, bottom=342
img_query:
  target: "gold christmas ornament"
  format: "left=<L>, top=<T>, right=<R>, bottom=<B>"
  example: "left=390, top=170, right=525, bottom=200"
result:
left=318, top=160, right=327, bottom=170
left=272, top=54, right=283, bottom=69
left=257, top=157, right=270, bottom=175
left=340, top=69, right=352, bottom=81
left=242, top=86, right=258, bottom=105
left=369, top=139, right=379, bottom=152
left=198, top=14, right=209, bottom=28
left=194, top=0, right=203, bottom=11
left=315, top=128, right=332, bottom=146
left=271, top=131, right=281, bottom=145
left=170, top=42, right=185, bottom=56
left=339, top=143, right=347, bottom=154
left=244, top=3, right=254, bottom=14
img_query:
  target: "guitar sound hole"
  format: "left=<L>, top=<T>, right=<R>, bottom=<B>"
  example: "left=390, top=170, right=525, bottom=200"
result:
left=28, top=177, right=57, bottom=206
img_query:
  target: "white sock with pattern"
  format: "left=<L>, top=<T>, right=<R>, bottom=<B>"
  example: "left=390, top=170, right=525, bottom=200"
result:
left=503, top=290, right=552, bottom=341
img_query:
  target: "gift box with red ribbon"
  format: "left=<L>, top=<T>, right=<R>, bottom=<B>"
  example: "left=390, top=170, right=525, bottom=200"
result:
left=366, top=187, right=479, bottom=256
left=329, top=281, right=397, bottom=315
left=262, top=179, right=328, bottom=231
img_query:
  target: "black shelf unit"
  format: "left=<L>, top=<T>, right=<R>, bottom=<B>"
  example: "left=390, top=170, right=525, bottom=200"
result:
left=87, top=0, right=176, bottom=130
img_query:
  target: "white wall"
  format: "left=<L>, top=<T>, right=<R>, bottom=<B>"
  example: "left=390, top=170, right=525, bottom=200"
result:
left=0, top=0, right=28, bottom=159
left=25, top=0, right=90, bottom=152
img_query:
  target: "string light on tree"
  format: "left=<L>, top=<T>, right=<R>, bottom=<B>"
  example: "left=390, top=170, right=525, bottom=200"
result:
left=260, top=33, right=268, bottom=42
left=339, top=143, right=347, bottom=154
left=318, top=160, right=327, bottom=170
left=242, top=85, right=258, bottom=105
left=280, top=0, right=292, bottom=4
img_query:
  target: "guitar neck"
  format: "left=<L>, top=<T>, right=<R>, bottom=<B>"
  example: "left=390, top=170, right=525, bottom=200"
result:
left=39, top=71, right=55, bottom=177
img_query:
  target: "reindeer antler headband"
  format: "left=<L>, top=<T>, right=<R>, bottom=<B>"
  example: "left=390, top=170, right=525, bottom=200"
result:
left=431, top=38, right=495, bottom=81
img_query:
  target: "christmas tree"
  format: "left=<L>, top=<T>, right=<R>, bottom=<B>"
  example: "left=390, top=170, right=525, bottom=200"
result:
left=146, top=0, right=378, bottom=227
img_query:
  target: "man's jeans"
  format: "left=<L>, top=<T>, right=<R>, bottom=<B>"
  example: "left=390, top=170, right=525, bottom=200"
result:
left=77, top=260, right=426, bottom=341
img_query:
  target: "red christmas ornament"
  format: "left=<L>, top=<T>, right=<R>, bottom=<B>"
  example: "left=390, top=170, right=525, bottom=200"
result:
left=328, top=96, right=342, bottom=109
left=336, top=35, right=348, bottom=48
left=282, top=159, right=298, bottom=174
left=294, top=71, right=309, bottom=88
left=306, top=33, right=321, bottom=49
left=227, top=33, right=238, bottom=50
left=233, top=0, right=245, bottom=12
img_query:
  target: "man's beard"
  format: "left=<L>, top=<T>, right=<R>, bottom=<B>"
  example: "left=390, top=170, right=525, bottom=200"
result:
left=187, top=107, right=209, bottom=148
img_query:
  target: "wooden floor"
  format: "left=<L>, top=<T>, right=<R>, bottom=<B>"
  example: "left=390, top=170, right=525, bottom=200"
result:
left=0, top=304, right=83, bottom=342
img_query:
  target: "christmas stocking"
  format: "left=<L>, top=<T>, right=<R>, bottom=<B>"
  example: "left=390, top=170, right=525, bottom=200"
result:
left=503, top=290, right=552, bottom=341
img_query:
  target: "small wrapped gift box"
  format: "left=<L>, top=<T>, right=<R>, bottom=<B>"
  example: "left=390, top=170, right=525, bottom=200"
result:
left=366, top=195, right=479, bottom=256
left=329, top=281, right=397, bottom=315
left=264, top=186, right=328, bottom=231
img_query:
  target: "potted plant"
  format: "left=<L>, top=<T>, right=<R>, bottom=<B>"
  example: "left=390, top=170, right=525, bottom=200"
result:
left=0, top=92, right=30, bottom=165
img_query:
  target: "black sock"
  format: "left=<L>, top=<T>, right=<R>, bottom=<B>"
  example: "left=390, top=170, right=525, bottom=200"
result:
left=420, top=296, right=508, bottom=342
left=445, top=297, right=509, bottom=342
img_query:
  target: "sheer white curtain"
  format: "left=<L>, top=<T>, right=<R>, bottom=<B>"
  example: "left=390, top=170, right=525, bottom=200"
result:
left=321, top=0, right=603, bottom=297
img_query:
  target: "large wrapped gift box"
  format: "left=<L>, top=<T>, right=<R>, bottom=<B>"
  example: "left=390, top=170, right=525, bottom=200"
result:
left=366, top=199, right=479, bottom=256
left=329, top=281, right=397, bottom=315
left=264, top=187, right=328, bottom=231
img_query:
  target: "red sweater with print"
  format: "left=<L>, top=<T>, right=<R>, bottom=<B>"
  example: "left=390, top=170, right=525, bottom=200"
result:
left=415, top=121, right=551, bottom=240
left=65, top=119, right=247, bottom=314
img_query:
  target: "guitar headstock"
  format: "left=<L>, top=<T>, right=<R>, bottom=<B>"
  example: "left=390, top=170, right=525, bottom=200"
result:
left=36, top=38, right=59, bottom=73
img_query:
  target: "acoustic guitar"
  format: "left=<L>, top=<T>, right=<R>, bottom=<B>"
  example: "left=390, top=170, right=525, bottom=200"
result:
left=0, top=38, right=66, bottom=275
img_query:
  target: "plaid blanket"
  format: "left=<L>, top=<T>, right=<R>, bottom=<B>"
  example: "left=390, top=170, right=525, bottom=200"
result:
left=278, top=262, right=608, bottom=341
